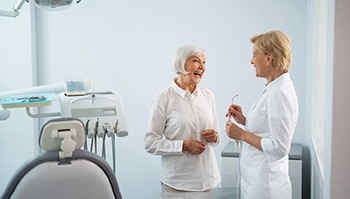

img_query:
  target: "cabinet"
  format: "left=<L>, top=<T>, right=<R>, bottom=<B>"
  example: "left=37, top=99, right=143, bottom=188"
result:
left=221, top=142, right=302, bottom=199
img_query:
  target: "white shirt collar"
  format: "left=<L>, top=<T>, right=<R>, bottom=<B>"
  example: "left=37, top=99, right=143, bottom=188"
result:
left=171, top=78, right=198, bottom=97
left=266, top=73, right=290, bottom=91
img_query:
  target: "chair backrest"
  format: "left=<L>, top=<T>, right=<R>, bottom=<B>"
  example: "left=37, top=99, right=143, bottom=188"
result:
left=1, top=118, right=122, bottom=199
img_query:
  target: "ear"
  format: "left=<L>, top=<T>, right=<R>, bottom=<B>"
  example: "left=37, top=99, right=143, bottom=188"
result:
left=266, top=54, right=273, bottom=65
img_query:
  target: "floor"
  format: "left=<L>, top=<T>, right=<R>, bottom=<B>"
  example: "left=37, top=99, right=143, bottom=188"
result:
left=159, top=187, right=237, bottom=199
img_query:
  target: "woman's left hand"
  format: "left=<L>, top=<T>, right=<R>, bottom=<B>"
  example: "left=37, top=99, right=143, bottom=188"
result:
left=225, top=121, right=245, bottom=140
left=201, top=129, right=218, bottom=143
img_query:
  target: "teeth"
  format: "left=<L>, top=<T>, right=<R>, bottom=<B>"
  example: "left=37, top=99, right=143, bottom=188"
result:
left=194, top=71, right=202, bottom=75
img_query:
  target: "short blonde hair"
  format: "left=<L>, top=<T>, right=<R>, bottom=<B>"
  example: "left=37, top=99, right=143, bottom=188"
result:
left=250, top=30, right=292, bottom=72
left=173, top=45, right=205, bottom=74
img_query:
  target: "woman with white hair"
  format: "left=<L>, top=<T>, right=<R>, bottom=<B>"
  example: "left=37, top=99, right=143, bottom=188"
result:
left=144, top=45, right=221, bottom=193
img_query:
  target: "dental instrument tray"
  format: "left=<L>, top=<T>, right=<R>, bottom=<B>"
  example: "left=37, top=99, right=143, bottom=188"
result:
left=0, top=93, right=56, bottom=108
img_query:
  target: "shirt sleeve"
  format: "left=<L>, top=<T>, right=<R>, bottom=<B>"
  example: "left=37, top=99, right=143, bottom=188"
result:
left=261, top=90, right=296, bottom=161
left=210, top=91, right=221, bottom=146
left=144, top=95, right=184, bottom=156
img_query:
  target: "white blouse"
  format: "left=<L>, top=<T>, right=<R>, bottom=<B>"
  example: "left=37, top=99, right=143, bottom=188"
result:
left=144, top=80, right=221, bottom=191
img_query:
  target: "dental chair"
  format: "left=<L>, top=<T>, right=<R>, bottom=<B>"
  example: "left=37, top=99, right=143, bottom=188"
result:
left=1, top=118, right=122, bottom=199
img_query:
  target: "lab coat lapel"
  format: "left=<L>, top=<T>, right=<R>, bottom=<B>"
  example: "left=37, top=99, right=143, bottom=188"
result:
left=249, top=88, right=267, bottom=112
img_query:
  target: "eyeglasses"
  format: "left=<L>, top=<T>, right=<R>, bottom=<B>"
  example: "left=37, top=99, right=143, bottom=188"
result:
left=228, top=94, right=238, bottom=121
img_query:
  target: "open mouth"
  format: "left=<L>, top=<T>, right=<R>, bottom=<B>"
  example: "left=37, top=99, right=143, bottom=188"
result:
left=194, top=70, right=203, bottom=78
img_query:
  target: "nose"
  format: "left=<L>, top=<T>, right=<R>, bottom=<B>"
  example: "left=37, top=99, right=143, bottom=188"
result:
left=250, top=58, right=254, bottom=65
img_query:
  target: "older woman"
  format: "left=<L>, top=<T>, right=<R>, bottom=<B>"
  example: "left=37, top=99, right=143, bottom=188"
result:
left=145, top=45, right=221, bottom=193
left=225, top=30, right=298, bottom=199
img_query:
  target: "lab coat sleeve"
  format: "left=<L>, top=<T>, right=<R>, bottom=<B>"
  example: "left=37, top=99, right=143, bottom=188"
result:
left=261, top=90, right=296, bottom=161
left=144, top=96, right=184, bottom=156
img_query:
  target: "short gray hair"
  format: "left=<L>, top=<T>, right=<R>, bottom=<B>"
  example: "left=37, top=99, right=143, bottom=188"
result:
left=173, top=45, right=205, bottom=74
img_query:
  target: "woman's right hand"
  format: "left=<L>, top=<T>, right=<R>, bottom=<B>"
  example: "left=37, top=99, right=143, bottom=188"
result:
left=182, top=139, right=206, bottom=155
left=226, top=104, right=246, bottom=125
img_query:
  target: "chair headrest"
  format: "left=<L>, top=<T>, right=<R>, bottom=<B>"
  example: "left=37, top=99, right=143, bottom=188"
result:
left=39, top=118, right=85, bottom=158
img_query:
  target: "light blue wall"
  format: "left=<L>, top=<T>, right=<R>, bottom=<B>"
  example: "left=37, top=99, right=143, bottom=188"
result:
left=0, top=1, right=308, bottom=198
left=0, top=1, right=34, bottom=192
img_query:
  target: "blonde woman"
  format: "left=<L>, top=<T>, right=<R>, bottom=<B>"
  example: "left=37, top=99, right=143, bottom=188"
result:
left=226, top=30, right=299, bottom=199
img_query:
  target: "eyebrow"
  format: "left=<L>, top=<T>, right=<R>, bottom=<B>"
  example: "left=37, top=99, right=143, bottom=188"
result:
left=193, top=55, right=205, bottom=60
left=189, top=55, right=199, bottom=59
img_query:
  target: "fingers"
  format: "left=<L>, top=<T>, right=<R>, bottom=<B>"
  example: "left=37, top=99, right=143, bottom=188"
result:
left=231, top=104, right=242, bottom=111
left=225, top=121, right=232, bottom=131
left=231, top=107, right=242, bottom=116
left=226, top=104, right=242, bottom=117
left=225, top=122, right=234, bottom=139
left=186, top=140, right=206, bottom=155
left=225, top=121, right=243, bottom=140
left=201, top=130, right=218, bottom=143
left=201, top=130, right=215, bottom=137
left=225, top=105, right=234, bottom=117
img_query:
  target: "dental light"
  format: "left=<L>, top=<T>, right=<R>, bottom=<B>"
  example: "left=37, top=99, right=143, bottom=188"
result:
left=0, top=0, right=82, bottom=18
left=35, top=0, right=81, bottom=11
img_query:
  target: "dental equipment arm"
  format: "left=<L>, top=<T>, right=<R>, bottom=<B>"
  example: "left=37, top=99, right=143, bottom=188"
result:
left=0, top=0, right=26, bottom=18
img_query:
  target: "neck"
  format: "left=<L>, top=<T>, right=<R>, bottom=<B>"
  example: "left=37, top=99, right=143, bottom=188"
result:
left=267, top=70, right=285, bottom=83
left=175, top=76, right=196, bottom=93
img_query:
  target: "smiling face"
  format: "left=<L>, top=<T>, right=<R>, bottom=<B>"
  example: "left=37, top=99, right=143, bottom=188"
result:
left=251, top=47, right=272, bottom=79
left=183, top=53, right=206, bottom=85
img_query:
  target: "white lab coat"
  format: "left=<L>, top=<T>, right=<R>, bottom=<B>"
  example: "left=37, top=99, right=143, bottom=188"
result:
left=238, top=73, right=298, bottom=199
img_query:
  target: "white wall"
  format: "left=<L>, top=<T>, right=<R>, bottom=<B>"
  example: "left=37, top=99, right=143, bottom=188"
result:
left=0, top=1, right=34, bottom=192
left=0, top=1, right=308, bottom=198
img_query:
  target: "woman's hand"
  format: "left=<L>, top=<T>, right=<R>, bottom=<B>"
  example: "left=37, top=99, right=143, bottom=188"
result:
left=225, top=121, right=245, bottom=140
left=226, top=104, right=246, bottom=125
left=226, top=121, right=263, bottom=151
left=201, top=129, right=218, bottom=143
left=183, top=139, right=206, bottom=155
